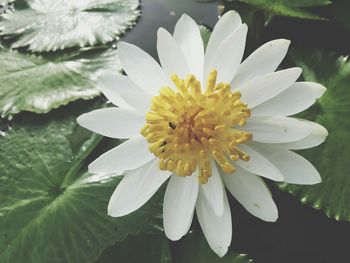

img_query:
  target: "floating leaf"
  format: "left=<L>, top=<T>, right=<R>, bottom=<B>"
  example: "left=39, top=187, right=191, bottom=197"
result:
left=226, top=0, right=330, bottom=20
left=96, top=234, right=172, bottom=263
left=0, top=101, right=162, bottom=263
left=0, top=0, right=13, bottom=15
left=0, top=48, right=121, bottom=119
left=278, top=49, right=350, bottom=221
left=0, top=0, right=140, bottom=52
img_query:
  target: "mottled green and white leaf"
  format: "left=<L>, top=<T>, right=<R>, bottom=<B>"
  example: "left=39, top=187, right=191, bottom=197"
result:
left=0, top=48, right=121, bottom=119
left=0, top=0, right=13, bottom=15
left=279, top=49, right=350, bottom=221
left=0, top=0, right=140, bottom=51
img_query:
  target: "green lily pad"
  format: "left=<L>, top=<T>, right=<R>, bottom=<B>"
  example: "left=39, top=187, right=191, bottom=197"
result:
left=0, top=0, right=140, bottom=52
left=0, top=48, right=121, bottom=119
left=278, top=49, right=350, bottom=221
left=96, top=234, right=172, bottom=263
left=0, top=101, right=162, bottom=263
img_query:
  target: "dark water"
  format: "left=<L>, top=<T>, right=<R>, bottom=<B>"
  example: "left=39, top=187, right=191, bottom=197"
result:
left=120, top=1, right=350, bottom=262
left=122, top=0, right=219, bottom=57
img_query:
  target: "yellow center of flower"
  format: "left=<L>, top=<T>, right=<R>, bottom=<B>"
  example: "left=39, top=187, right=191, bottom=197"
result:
left=141, top=70, right=252, bottom=183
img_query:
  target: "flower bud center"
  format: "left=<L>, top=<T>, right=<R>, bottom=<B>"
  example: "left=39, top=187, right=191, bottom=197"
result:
left=141, top=70, right=252, bottom=183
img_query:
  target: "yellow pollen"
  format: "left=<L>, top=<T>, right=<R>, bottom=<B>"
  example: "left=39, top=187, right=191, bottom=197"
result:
left=141, top=70, right=252, bottom=184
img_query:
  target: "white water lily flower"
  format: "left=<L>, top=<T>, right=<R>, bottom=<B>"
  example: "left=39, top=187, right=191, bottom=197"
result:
left=77, top=11, right=328, bottom=257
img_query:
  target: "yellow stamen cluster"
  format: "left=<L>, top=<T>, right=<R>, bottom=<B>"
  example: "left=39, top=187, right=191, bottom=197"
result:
left=141, top=70, right=252, bottom=183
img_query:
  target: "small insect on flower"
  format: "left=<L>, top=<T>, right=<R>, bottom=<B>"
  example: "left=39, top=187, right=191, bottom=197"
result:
left=77, top=11, right=328, bottom=257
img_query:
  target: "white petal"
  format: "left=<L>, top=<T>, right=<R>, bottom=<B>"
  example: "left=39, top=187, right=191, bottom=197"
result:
left=157, top=28, right=190, bottom=79
left=239, top=68, right=302, bottom=108
left=205, top=10, right=242, bottom=81
left=88, top=136, right=154, bottom=175
left=253, top=82, right=326, bottom=116
left=208, top=24, right=248, bottom=84
left=252, top=143, right=322, bottom=185
left=77, top=107, right=144, bottom=139
left=163, top=174, right=199, bottom=241
left=119, top=91, right=152, bottom=114
left=196, top=188, right=232, bottom=257
left=200, top=161, right=224, bottom=216
left=98, top=74, right=142, bottom=109
left=222, top=166, right=278, bottom=222
left=243, top=116, right=312, bottom=143
left=108, top=159, right=171, bottom=217
left=233, top=39, right=290, bottom=88
left=118, top=42, right=171, bottom=95
left=236, top=144, right=284, bottom=181
left=280, top=121, right=328, bottom=150
left=173, top=14, right=204, bottom=81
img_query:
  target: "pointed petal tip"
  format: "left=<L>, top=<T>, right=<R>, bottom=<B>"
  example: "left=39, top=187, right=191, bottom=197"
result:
left=76, top=113, right=87, bottom=127
left=222, top=9, right=241, bottom=21
left=225, top=10, right=238, bottom=15
left=177, top=13, right=197, bottom=30
left=107, top=209, right=125, bottom=218
left=266, top=38, right=290, bottom=45
left=87, top=163, right=96, bottom=174
left=88, top=161, right=112, bottom=175
left=96, top=75, right=115, bottom=93
left=107, top=205, right=121, bottom=218
left=272, top=38, right=291, bottom=49
left=164, top=229, right=185, bottom=242
left=157, top=27, right=167, bottom=36
left=107, top=193, right=137, bottom=218
left=292, top=66, right=303, bottom=74
left=107, top=197, right=123, bottom=217
left=268, top=171, right=285, bottom=182
left=316, top=83, right=327, bottom=98
left=311, top=121, right=328, bottom=139
left=116, top=41, right=128, bottom=50
left=314, top=175, right=322, bottom=184
left=281, top=67, right=302, bottom=81
left=107, top=208, right=114, bottom=217
left=268, top=214, right=279, bottom=223
left=305, top=169, right=323, bottom=185
left=157, top=28, right=170, bottom=44
left=263, top=207, right=278, bottom=222
left=215, top=246, right=229, bottom=258
left=179, top=13, right=191, bottom=20
left=322, top=126, right=329, bottom=138
left=297, top=67, right=303, bottom=75
left=279, top=38, right=291, bottom=46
